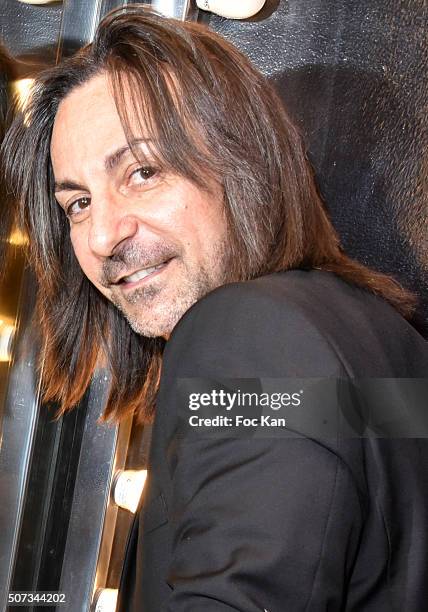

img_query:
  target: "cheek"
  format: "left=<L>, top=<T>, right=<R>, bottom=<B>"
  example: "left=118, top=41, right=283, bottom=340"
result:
left=168, top=192, right=226, bottom=243
left=189, top=203, right=228, bottom=247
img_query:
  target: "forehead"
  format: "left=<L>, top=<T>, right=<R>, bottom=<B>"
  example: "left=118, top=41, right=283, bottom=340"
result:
left=50, top=73, right=141, bottom=175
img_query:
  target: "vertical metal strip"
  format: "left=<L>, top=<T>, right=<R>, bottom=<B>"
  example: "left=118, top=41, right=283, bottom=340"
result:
left=57, top=371, right=117, bottom=612
left=56, top=0, right=104, bottom=59
left=0, top=278, right=42, bottom=612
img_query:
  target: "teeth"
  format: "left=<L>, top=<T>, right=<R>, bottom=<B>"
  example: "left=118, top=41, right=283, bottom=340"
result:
left=123, top=264, right=164, bottom=284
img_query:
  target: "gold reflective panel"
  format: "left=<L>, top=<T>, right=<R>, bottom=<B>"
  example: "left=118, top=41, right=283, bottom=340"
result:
left=0, top=229, right=26, bottom=411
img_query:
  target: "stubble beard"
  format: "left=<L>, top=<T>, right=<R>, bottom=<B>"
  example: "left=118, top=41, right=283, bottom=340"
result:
left=107, top=239, right=232, bottom=338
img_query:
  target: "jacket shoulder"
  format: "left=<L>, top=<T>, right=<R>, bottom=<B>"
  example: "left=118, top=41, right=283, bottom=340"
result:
left=168, top=269, right=428, bottom=377
left=165, top=270, right=348, bottom=380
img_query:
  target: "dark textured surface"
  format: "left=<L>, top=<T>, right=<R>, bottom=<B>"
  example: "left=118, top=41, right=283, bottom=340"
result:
left=207, top=0, right=428, bottom=337
left=0, top=0, right=62, bottom=68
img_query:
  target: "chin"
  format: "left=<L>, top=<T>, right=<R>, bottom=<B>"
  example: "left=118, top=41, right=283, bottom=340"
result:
left=113, top=271, right=226, bottom=338
left=129, top=320, right=171, bottom=339
left=123, top=312, right=172, bottom=338
left=123, top=300, right=195, bottom=339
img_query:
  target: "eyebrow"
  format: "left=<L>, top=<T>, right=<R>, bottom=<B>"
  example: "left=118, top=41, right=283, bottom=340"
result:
left=54, top=179, right=87, bottom=193
left=54, top=138, right=151, bottom=193
left=104, top=138, right=150, bottom=171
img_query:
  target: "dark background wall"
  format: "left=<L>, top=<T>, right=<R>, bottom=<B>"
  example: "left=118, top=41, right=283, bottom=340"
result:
left=208, top=0, right=428, bottom=337
left=0, top=0, right=61, bottom=69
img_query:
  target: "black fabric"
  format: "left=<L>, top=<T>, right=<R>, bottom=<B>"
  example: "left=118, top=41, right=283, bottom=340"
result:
left=117, top=269, right=428, bottom=611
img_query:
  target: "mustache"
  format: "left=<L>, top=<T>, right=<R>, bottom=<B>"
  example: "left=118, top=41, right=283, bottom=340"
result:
left=100, top=241, right=178, bottom=286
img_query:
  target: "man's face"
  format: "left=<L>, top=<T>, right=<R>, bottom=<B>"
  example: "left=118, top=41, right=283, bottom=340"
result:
left=51, top=73, right=230, bottom=338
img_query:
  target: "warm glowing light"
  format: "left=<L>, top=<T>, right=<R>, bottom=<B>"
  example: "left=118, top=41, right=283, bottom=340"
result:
left=113, top=469, right=147, bottom=513
left=0, top=318, right=15, bottom=362
left=8, top=228, right=28, bottom=246
left=92, top=588, right=118, bottom=612
left=12, top=78, right=35, bottom=110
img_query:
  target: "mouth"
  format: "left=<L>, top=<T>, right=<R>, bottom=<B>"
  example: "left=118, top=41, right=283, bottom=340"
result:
left=114, top=258, right=173, bottom=289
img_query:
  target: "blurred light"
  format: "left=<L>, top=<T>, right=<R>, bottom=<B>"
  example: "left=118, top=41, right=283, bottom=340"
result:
left=18, top=0, right=62, bottom=4
left=113, top=469, right=147, bottom=513
left=195, top=0, right=266, bottom=19
left=92, top=588, right=118, bottom=612
left=12, top=78, right=34, bottom=110
left=0, top=319, right=15, bottom=362
left=9, top=228, right=28, bottom=246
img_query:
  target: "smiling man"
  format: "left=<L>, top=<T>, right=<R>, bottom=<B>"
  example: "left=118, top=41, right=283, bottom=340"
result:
left=51, top=73, right=230, bottom=338
left=3, top=7, right=428, bottom=612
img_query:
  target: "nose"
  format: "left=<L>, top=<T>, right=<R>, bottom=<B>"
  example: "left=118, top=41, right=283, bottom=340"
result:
left=87, top=193, right=139, bottom=257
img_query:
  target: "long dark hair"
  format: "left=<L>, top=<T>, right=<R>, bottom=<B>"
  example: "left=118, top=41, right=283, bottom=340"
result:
left=2, top=6, right=417, bottom=423
left=0, top=42, right=15, bottom=271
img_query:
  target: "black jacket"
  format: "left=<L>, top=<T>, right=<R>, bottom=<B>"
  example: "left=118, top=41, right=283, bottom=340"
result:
left=117, top=270, right=428, bottom=611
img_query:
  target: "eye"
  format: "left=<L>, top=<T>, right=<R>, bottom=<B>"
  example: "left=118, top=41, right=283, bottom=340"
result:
left=128, top=166, right=158, bottom=187
left=66, top=196, right=91, bottom=220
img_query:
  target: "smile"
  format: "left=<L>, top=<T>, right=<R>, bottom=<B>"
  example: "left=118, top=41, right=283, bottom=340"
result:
left=117, top=259, right=172, bottom=288
left=123, top=264, right=165, bottom=283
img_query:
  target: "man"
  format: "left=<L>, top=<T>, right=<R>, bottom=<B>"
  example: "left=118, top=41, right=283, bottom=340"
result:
left=3, top=7, right=428, bottom=611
